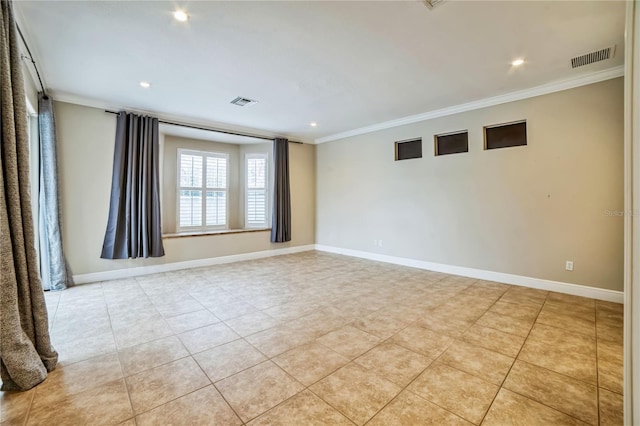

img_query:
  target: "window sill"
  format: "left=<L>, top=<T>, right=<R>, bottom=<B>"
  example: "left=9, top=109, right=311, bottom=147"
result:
left=163, top=228, right=271, bottom=239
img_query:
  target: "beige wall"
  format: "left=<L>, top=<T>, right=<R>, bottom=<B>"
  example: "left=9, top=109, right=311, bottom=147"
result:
left=316, top=78, right=624, bottom=291
left=54, top=101, right=316, bottom=276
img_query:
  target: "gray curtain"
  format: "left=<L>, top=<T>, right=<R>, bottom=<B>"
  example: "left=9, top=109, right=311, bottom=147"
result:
left=0, top=0, right=58, bottom=390
left=101, top=112, right=165, bottom=259
left=271, top=138, right=291, bottom=243
left=38, top=93, right=72, bottom=291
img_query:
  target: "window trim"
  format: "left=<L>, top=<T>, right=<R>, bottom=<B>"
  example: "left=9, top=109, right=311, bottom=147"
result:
left=244, top=152, right=270, bottom=229
left=177, top=148, right=229, bottom=232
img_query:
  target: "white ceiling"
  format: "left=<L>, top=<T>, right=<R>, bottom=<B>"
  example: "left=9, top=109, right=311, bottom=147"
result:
left=15, top=0, right=625, bottom=143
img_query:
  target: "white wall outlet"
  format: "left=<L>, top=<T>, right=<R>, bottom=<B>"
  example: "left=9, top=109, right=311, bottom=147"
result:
left=379, top=240, right=383, bottom=247
left=565, top=261, right=574, bottom=271
left=373, top=239, right=378, bottom=246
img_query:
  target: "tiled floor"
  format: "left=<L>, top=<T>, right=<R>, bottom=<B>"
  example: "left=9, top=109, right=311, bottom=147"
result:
left=0, top=251, right=623, bottom=425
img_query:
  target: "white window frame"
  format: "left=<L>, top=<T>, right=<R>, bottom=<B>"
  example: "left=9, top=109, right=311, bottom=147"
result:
left=177, top=149, right=229, bottom=232
left=245, top=152, right=270, bottom=229
left=26, top=100, right=39, bottom=266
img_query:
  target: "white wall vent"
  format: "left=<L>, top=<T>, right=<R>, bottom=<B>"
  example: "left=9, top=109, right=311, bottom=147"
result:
left=571, top=45, right=616, bottom=69
left=230, top=96, right=257, bottom=106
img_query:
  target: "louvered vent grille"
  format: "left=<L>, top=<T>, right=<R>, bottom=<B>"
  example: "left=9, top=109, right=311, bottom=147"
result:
left=423, top=0, right=445, bottom=8
left=571, top=46, right=615, bottom=69
left=230, top=96, right=257, bottom=106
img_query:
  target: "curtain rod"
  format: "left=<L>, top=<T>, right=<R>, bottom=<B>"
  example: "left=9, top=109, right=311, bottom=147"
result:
left=16, top=24, right=47, bottom=98
left=104, top=110, right=303, bottom=144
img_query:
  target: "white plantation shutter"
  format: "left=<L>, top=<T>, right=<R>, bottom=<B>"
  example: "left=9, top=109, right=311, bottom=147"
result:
left=180, top=154, right=202, bottom=187
left=178, top=150, right=228, bottom=230
left=205, top=156, right=227, bottom=226
left=179, top=190, right=202, bottom=227
left=178, top=154, right=203, bottom=228
left=206, top=156, right=227, bottom=189
left=246, top=154, right=268, bottom=228
left=206, top=191, right=226, bottom=226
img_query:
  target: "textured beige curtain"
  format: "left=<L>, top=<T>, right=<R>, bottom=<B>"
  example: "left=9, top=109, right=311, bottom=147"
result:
left=0, top=0, right=58, bottom=391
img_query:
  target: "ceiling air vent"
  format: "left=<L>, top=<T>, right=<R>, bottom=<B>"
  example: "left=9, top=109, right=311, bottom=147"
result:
left=571, top=45, right=615, bottom=69
left=230, top=96, right=257, bottom=107
left=423, top=0, right=445, bottom=9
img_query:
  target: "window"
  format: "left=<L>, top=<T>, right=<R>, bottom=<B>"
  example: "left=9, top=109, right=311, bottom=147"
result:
left=395, top=138, right=422, bottom=161
left=178, top=149, right=228, bottom=230
left=435, top=130, right=468, bottom=156
left=246, top=153, right=269, bottom=228
left=484, top=120, right=527, bottom=150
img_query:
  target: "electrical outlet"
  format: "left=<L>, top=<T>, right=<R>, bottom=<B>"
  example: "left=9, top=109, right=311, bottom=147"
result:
left=373, top=239, right=378, bottom=246
left=565, top=261, right=574, bottom=271
left=379, top=240, right=383, bottom=247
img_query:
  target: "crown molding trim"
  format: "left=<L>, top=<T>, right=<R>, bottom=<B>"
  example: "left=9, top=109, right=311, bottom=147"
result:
left=50, top=90, right=309, bottom=144
left=315, top=66, right=625, bottom=144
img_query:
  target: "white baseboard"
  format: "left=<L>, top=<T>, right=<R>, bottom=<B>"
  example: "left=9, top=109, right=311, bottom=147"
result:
left=73, top=243, right=623, bottom=303
left=315, top=244, right=624, bottom=303
left=72, top=245, right=316, bottom=284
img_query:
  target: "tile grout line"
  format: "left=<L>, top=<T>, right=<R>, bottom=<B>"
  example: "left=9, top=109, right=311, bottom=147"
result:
left=20, top=386, right=36, bottom=426
left=305, top=386, right=359, bottom=425
left=355, top=278, right=489, bottom=425
left=476, top=289, right=548, bottom=425
left=488, top=297, right=603, bottom=425
left=501, top=383, right=596, bottom=426
left=131, top=373, right=211, bottom=421
left=187, top=353, right=247, bottom=425
left=397, top=282, right=515, bottom=424
left=234, top=274, right=457, bottom=424
left=239, top=360, right=308, bottom=424
left=102, top=280, right=137, bottom=424
left=224, top=269, right=593, bottom=421
left=44, top=289, right=60, bottom=333
left=22, top=253, right=620, bottom=425
left=369, top=283, right=549, bottom=423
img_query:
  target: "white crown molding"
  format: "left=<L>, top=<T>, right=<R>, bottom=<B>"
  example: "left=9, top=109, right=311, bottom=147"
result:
left=315, top=66, right=625, bottom=144
left=72, top=244, right=315, bottom=284
left=50, top=90, right=311, bottom=144
left=315, top=245, right=624, bottom=303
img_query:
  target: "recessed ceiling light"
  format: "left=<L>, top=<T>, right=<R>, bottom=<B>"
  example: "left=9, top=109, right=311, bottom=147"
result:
left=173, top=10, right=189, bottom=22
left=139, top=81, right=151, bottom=88
left=310, top=122, right=317, bottom=127
left=511, top=58, right=525, bottom=67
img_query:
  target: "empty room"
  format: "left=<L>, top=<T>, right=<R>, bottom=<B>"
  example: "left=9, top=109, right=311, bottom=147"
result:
left=1, top=0, right=639, bottom=425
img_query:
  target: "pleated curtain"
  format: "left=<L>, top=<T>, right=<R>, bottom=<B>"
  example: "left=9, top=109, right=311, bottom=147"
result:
left=38, top=93, right=73, bottom=291
left=101, top=111, right=165, bottom=259
left=271, top=138, right=291, bottom=243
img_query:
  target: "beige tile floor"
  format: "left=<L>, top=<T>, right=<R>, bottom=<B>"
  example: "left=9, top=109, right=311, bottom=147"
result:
left=0, top=251, right=623, bottom=425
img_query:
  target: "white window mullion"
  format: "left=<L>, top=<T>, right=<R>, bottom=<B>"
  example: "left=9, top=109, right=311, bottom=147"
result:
left=201, top=155, right=207, bottom=230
